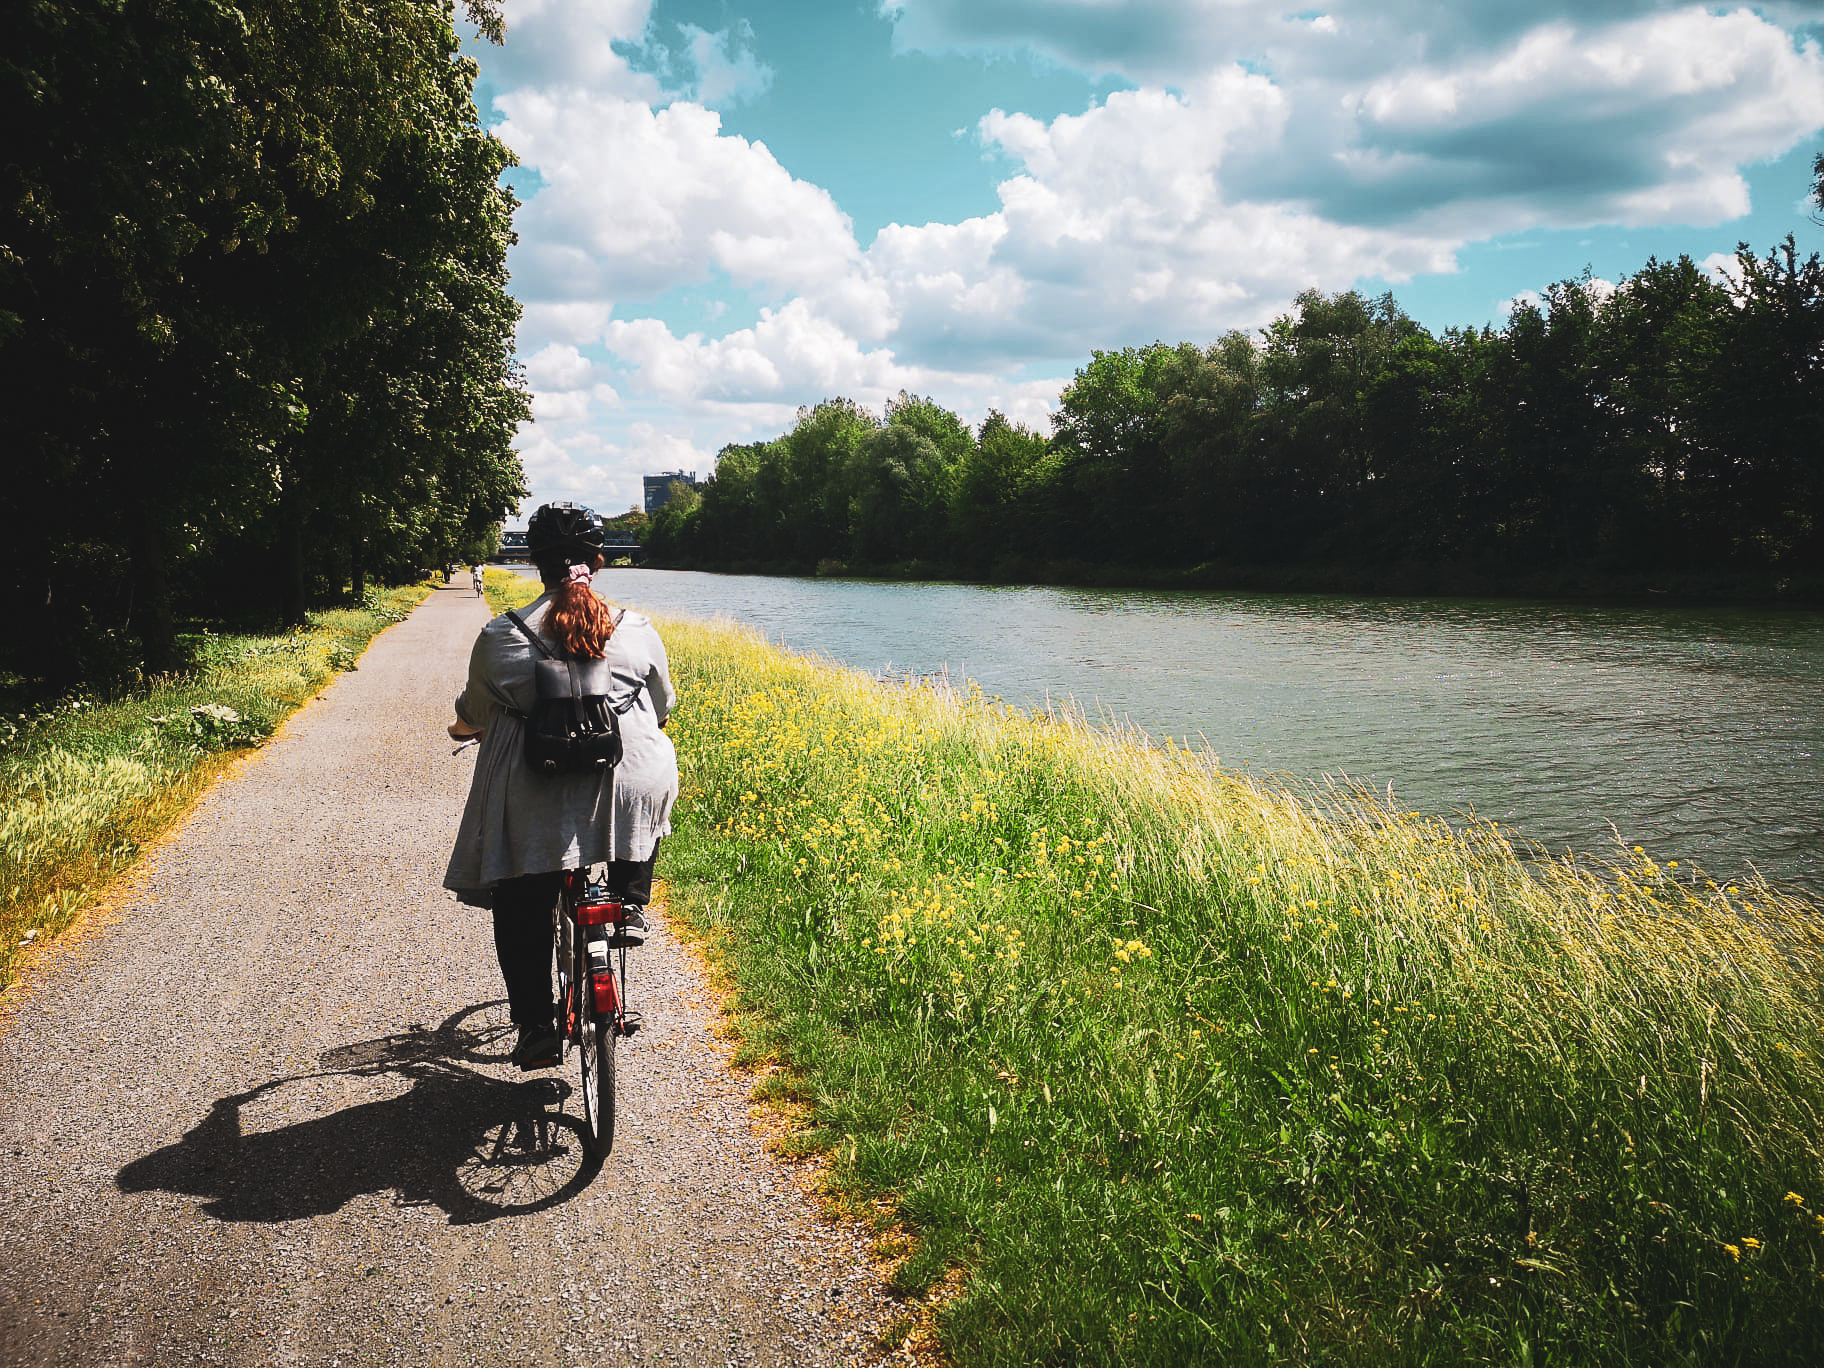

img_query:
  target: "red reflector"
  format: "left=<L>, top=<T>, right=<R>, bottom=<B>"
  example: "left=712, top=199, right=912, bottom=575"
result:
left=575, top=901, right=623, bottom=926
left=592, top=972, right=620, bottom=1014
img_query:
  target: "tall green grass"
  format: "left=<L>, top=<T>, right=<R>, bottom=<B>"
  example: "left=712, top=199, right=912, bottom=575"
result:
left=0, top=584, right=429, bottom=990
left=481, top=564, right=538, bottom=614
left=639, top=612, right=1824, bottom=1366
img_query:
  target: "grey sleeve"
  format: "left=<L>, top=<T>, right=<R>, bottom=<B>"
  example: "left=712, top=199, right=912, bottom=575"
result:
left=644, top=624, right=677, bottom=725
left=453, top=630, right=497, bottom=729
left=454, top=615, right=537, bottom=728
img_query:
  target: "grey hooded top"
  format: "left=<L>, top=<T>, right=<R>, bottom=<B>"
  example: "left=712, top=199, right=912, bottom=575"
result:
left=443, top=595, right=678, bottom=906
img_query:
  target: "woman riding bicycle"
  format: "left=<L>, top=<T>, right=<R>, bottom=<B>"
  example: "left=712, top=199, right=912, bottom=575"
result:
left=443, top=502, right=678, bottom=1070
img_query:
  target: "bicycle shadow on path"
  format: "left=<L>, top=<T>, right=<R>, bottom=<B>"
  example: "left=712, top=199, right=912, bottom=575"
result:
left=116, top=1002, right=597, bottom=1226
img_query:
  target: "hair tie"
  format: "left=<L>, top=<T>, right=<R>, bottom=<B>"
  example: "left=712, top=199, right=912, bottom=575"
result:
left=567, top=563, right=592, bottom=586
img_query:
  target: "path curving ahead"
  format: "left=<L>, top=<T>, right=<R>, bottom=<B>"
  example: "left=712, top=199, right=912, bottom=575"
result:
left=0, top=581, right=890, bottom=1367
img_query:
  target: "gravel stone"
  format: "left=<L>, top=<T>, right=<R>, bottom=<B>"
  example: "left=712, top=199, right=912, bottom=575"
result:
left=0, top=582, right=894, bottom=1367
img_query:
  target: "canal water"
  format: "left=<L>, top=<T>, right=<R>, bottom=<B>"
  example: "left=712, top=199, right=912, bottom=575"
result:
left=519, top=565, right=1824, bottom=890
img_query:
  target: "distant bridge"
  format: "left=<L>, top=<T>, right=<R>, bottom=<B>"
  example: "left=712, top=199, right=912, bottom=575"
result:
left=602, top=535, right=645, bottom=564
left=494, top=532, right=643, bottom=564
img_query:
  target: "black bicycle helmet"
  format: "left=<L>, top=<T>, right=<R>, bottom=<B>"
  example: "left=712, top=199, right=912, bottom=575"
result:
left=525, top=501, right=604, bottom=561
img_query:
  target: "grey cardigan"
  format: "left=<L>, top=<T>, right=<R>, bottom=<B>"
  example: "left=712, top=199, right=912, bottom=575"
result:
left=443, top=595, right=678, bottom=906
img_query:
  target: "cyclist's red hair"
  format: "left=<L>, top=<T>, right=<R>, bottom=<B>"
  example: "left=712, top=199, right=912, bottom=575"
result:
left=538, top=559, right=615, bottom=658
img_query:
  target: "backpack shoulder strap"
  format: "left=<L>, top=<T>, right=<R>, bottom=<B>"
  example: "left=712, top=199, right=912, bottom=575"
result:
left=505, top=609, right=556, bottom=660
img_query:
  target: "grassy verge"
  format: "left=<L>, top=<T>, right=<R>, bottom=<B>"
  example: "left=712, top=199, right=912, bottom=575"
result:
left=482, top=564, right=538, bottom=614
left=644, top=614, right=1824, bottom=1367
left=0, top=583, right=430, bottom=991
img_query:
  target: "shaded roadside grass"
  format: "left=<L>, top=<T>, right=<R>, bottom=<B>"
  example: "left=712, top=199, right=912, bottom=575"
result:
left=650, top=614, right=1824, bottom=1367
left=0, top=584, right=429, bottom=991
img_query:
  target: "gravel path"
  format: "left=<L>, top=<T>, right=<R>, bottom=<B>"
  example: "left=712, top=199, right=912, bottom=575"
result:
left=0, top=581, right=894, bottom=1367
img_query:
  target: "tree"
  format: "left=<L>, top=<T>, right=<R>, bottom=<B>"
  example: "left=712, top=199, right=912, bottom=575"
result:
left=1588, top=255, right=1730, bottom=565
left=1254, top=291, right=1426, bottom=556
left=841, top=393, right=970, bottom=564
left=1050, top=343, right=1193, bottom=562
left=645, top=481, right=702, bottom=554
left=773, top=399, right=878, bottom=566
left=682, top=442, right=765, bottom=562
left=1694, top=238, right=1824, bottom=569
left=605, top=506, right=649, bottom=540
left=1151, top=331, right=1267, bottom=562
left=953, top=412, right=1050, bottom=564
left=1, top=0, right=526, bottom=682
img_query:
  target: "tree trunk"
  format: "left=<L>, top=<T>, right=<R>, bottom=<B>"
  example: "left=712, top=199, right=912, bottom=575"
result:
left=350, top=538, right=366, bottom=602
left=129, top=517, right=179, bottom=674
left=279, top=488, right=307, bottom=627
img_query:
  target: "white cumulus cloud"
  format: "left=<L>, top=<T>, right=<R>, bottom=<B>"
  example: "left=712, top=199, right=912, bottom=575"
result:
left=679, top=21, right=774, bottom=107
left=497, top=91, right=858, bottom=307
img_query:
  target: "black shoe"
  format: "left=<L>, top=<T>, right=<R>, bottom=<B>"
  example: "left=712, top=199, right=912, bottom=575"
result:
left=605, top=907, right=650, bottom=948
left=512, top=1026, right=561, bottom=1071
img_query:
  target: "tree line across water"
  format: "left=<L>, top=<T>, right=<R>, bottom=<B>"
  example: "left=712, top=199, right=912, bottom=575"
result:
left=3, top=1, right=528, bottom=688
left=649, top=218, right=1824, bottom=603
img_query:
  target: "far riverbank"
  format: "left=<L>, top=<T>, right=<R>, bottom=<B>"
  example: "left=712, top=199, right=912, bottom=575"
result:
left=644, top=552, right=1824, bottom=609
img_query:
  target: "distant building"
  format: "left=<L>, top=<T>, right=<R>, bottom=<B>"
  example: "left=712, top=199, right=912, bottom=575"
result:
left=643, top=470, right=700, bottom=515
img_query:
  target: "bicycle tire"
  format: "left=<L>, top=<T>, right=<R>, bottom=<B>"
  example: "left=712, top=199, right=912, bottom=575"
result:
left=553, top=898, right=575, bottom=1064
left=578, top=963, right=617, bottom=1157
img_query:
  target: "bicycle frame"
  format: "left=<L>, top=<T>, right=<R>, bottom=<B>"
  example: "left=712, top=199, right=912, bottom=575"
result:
left=554, top=867, right=642, bottom=1158
left=555, top=869, right=635, bottom=1043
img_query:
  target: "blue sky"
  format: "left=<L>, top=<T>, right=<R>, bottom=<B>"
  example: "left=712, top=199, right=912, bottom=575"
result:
left=466, top=1, right=1824, bottom=519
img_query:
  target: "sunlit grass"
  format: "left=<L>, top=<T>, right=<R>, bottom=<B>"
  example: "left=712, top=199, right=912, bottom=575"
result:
left=652, top=613, right=1824, bottom=1366
left=482, top=564, right=535, bottom=614
left=0, top=584, right=429, bottom=990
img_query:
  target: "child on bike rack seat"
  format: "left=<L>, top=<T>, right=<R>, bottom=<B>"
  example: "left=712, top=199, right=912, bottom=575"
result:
left=442, top=502, right=679, bottom=1071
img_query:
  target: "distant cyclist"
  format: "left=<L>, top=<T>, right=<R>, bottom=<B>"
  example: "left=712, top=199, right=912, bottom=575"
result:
left=471, top=564, right=484, bottom=597
left=443, top=502, right=679, bottom=1069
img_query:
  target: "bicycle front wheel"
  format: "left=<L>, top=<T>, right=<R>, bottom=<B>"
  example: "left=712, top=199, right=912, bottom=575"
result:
left=578, top=966, right=617, bottom=1158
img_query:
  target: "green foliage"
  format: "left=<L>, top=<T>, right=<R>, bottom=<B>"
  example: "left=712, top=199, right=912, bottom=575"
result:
left=2, top=0, right=526, bottom=682
left=604, top=505, right=649, bottom=539
left=649, top=243, right=1824, bottom=592
left=953, top=411, right=1050, bottom=556
left=145, top=702, right=270, bottom=752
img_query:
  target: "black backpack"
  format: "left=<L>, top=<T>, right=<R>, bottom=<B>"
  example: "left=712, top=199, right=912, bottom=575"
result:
left=504, top=609, right=642, bottom=775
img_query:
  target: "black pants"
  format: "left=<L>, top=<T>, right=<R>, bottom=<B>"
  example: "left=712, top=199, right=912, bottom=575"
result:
left=490, top=848, right=660, bottom=1029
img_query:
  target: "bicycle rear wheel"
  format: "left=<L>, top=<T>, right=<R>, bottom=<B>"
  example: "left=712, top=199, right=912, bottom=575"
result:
left=578, top=962, right=617, bottom=1157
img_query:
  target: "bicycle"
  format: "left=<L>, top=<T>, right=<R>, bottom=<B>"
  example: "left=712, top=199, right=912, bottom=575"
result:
left=554, top=868, right=643, bottom=1158
left=445, top=747, right=643, bottom=1162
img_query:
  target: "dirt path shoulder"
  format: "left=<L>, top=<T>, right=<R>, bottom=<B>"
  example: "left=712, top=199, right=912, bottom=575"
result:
left=0, top=580, right=890, bottom=1367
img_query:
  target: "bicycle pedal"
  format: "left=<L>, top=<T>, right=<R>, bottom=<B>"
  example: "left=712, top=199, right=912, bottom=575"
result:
left=618, top=1013, right=644, bottom=1038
